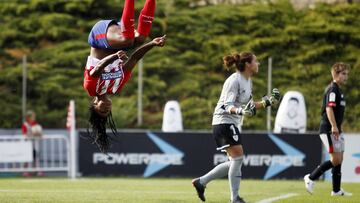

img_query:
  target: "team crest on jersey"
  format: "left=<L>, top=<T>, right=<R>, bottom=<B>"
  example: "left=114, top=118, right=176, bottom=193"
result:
left=233, top=135, right=239, bottom=141
left=101, top=70, right=123, bottom=80
left=329, top=92, right=336, bottom=102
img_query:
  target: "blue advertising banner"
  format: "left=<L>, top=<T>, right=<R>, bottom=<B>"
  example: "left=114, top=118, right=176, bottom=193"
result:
left=78, top=131, right=322, bottom=179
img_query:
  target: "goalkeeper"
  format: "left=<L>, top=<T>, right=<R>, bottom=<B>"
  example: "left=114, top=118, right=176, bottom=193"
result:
left=191, top=52, right=280, bottom=203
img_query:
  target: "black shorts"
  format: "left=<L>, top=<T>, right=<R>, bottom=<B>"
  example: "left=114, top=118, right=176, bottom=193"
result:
left=213, top=124, right=242, bottom=151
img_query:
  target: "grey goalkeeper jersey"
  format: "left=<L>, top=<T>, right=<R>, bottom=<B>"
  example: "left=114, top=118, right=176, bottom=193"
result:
left=212, top=72, right=253, bottom=126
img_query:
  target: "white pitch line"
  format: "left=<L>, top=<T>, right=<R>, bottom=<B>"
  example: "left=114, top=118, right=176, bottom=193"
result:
left=256, top=193, right=298, bottom=203
left=0, top=189, right=189, bottom=194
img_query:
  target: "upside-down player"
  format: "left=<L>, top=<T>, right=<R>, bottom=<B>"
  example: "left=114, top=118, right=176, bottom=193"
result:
left=83, top=35, right=166, bottom=153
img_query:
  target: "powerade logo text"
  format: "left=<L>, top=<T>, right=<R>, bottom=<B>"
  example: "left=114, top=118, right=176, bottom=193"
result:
left=214, top=154, right=304, bottom=167
left=93, top=153, right=183, bottom=165
left=93, top=132, right=184, bottom=177
left=213, top=134, right=305, bottom=179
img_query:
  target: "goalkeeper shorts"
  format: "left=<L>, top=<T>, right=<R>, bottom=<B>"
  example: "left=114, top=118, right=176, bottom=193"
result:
left=212, top=124, right=242, bottom=152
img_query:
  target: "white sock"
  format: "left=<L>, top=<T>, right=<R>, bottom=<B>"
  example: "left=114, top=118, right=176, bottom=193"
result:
left=228, top=156, right=243, bottom=201
left=200, top=161, right=230, bottom=186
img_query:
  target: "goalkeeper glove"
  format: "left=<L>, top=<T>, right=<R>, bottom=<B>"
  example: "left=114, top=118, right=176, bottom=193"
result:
left=261, top=88, right=281, bottom=108
left=270, top=88, right=281, bottom=104
left=235, top=102, right=256, bottom=117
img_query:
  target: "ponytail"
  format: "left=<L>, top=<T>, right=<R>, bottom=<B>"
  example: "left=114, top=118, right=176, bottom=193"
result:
left=223, top=52, right=253, bottom=72
left=223, top=54, right=238, bottom=69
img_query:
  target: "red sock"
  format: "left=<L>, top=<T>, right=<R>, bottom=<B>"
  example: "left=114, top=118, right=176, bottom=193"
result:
left=121, top=0, right=135, bottom=39
left=137, top=0, right=156, bottom=37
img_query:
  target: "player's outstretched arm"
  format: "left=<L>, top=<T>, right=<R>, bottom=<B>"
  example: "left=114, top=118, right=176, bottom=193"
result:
left=90, top=51, right=128, bottom=77
left=123, top=35, right=166, bottom=72
left=256, top=88, right=281, bottom=109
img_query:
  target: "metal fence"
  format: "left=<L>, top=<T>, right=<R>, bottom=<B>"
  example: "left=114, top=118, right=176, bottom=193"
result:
left=0, top=135, right=70, bottom=175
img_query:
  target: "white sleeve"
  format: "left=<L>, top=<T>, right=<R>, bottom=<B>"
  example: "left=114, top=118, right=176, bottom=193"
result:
left=86, top=56, right=100, bottom=70
left=86, top=55, right=123, bottom=71
left=222, top=79, right=238, bottom=113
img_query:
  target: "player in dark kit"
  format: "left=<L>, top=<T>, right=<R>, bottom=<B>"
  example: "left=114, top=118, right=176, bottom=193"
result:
left=304, top=62, right=352, bottom=197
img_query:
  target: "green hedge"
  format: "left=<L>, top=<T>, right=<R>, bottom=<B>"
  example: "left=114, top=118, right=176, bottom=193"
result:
left=0, top=0, right=359, bottom=132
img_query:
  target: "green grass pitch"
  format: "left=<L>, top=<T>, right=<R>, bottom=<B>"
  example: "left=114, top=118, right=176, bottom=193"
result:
left=0, top=178, right=359, bottom=202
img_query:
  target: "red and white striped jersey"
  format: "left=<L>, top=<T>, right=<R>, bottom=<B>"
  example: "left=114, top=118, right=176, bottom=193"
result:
left=83, top=55, right=132, bottom=96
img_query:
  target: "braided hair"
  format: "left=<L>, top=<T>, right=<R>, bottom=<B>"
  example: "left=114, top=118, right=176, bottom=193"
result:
left=87, top=105, right=118, bottom=153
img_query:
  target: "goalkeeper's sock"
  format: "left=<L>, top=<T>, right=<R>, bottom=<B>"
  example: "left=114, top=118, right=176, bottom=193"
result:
left=309, top=160, right=333, bottom=180
left=228, top=156, right=243, bottom=202
left=200, top=161, right=230, bottom=185
left=332, top=164, right=342, bottom=192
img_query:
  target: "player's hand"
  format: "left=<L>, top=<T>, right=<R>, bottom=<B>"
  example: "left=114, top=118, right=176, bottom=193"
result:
left=261, top=88, right=281, bottom=108
left=152, top=35, right=166, bottom=47
left=261, top=96, right=271, bottom=108
left=332, top=126, right=340, bottom=140
left=236, top=102, right=256, bottom=117
left=269, top=88, right=281, bottom=105
left=116, top=50, right=128, bottom=61
left=243, top=102, right=256, bottom=116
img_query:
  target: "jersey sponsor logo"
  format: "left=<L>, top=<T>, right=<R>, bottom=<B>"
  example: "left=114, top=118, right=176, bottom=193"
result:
left=329, top=92, right=336, bottom=102
left=101, top=70, right=123, bottom=80
left=340, top=101, right=346, bottom=106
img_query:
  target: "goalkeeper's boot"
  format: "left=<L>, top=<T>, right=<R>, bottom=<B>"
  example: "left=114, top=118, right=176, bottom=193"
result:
left=192, top=178, right=206, bottom=202
left=304, top=174, right=315, bottom=194
left=331, top=189, right=353, bottom=196
left=231, top=196, right=246, bottom=203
